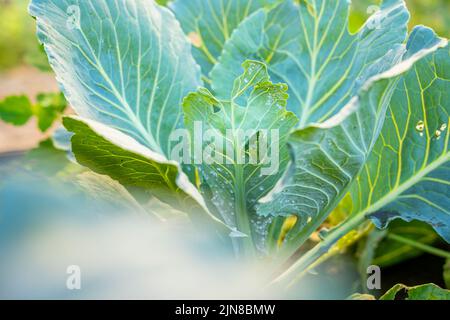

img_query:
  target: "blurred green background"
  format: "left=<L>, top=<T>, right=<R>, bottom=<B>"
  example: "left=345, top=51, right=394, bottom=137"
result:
left=0, top=0, right=449, bottom=71
left=0, top=0, right=48, bottom=71
left=350, top=0, right=449, bottom=35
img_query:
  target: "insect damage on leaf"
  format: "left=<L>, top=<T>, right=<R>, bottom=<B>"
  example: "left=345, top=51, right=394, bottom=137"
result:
left=182, top=60, right=297, bottom=254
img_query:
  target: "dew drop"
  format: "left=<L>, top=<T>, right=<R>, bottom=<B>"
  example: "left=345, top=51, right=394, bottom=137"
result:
left=318, top=227, right=329, bottom=240
left=247, top=63, right=256, bottom=74
left=440, top=123, right=447, bottom=131
left=415, top=120, right=425, bottom=133
left=435, top=130, right=442, bottom=140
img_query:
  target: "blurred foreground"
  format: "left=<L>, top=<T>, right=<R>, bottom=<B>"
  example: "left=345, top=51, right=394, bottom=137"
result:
left=0, top=155, right=360, bottom=299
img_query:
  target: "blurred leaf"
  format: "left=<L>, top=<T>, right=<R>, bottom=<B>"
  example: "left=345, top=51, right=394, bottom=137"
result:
left=328, top=193, right=354, bottom=226
left=381, top=283, right=450, bottom=300
left=347, top=293, right=376, bottom=300
left=33, top=92, right=67, bottom=132
left=155, top=0, right=169, bottom=5
left=25, top=45, right=52, bottom=72
left=0, top=92, right=67, bottom=131
left=444, top=259, right=450, bottom=289
left=332, top=226, right=372, bottom=254
left=357, top=229, right=387, bottom=292
left=373, top=220, right=439, bottom=267
left=24, top=139, right=72, bottom=175
left=51, top=125, right=74, bottom=154
left=144, top=197, right=191, bottom=221
left=405, top=0, right=450, bottom=38
left=75, top=171, right=151, bottom=217
left=0, top=95, right=33, bottom=125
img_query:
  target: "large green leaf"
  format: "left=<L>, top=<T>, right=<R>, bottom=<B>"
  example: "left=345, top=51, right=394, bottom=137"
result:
left=30, top=0, right=201, bottom=157
left=169, top=0, right=278, bottom=78
left=63, top=116, right=223, bottom=227
left=351, top=28, right=450, bottom=242
left=183, top=60, right=298, bottom=254
left=211, top=0, right=409, bottom=126
left=380, top=283, right=450, bottom=300
left=257, top=27, right=447, bottom=256
left=257, top=57, right=401, bottom=245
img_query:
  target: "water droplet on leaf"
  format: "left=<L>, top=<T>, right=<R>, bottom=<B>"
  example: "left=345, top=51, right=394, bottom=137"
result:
left=435, top=129, right=442, bottom=140
left=415, top=120, right=425, bottom=133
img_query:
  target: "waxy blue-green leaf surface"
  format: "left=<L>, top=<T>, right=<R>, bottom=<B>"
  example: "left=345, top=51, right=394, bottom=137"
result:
left=30, top=0, right=201, bottom=157
left=211, top=0, right=409, bottom=126
left=183, top=61, right=297, bottom=252
left=170, top=0, right=279, bottom=77
left=351, top=27, right=450, bottom=242
left=257, top=27, right=447, bottom=251
left=257, top=70, right=400, bottom=245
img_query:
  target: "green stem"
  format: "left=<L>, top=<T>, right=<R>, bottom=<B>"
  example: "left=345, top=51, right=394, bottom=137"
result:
left=272, top=192, right=351, bottom=272
left=387, top=233, right=450, bottom=259
left=278, top=221, right=373, bottom=284
left=271, top=213, right=366, bottom=289
left=234, top=164, right=255, bottom=257
left=268, top=208, right=339, bottom=274
left=266, top=217, right=285, bottom=254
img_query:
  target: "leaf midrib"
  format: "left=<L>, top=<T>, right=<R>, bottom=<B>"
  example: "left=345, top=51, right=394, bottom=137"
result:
left=75, top=2, right=164, bottom=154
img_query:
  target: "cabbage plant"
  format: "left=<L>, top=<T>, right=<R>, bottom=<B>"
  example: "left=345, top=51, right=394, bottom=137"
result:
left=29, top=0, right=449, bottom=289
